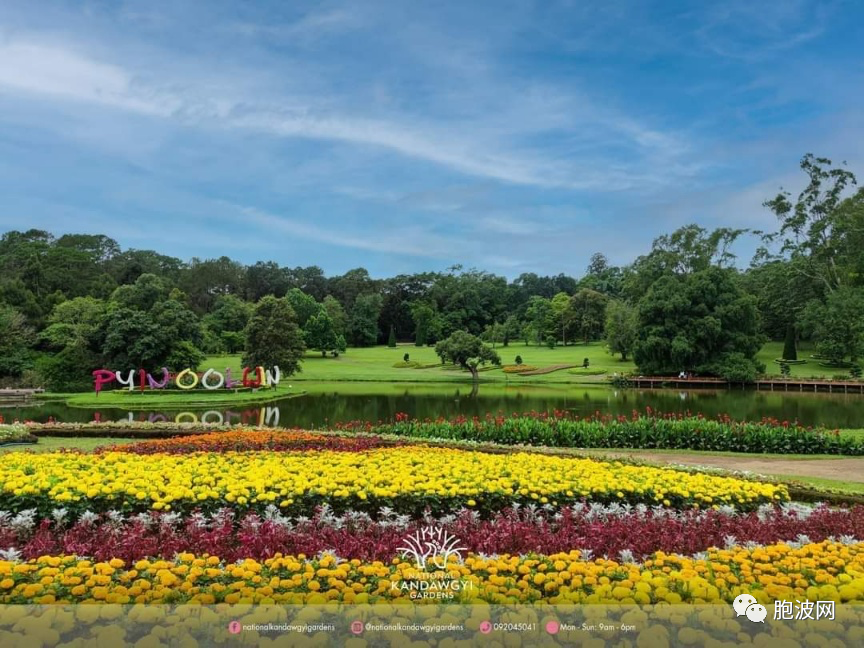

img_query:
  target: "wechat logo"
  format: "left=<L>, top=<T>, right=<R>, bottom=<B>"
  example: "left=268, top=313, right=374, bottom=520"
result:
left=733, top=594, right=768, bottom=623
left=397, top=526, right=466, bottom=569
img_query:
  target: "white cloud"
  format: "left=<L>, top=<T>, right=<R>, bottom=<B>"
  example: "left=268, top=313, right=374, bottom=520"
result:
left=0, top=34, right=695, bottom=191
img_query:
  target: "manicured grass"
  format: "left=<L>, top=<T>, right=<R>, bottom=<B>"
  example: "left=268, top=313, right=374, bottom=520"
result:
left=64, top=385, right=304, bottom=410
left=773, top=475, right=864, bottom=495
left=756, top=341, right=858, bottom=379
left=0, top=437, right=137, bottom=453
left=202, top=341, right=863, bottom=387
left=205, top=343, right=635, bottom=385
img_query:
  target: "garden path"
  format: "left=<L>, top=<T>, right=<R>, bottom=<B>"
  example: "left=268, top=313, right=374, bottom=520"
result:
left=601, top=451, right=864, bottom=482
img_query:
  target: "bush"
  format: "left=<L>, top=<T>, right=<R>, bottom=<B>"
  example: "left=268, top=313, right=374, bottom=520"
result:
left=852, top=366, right=862, bottom=379
left=0, top=423, right=38, bottom=445
left=403, top=353, right=410, bottom=363
left=780, top=362, right=791, bottom=377
left=515, top=355, right=523, bottom=365
left=707, top=353, right=763, bottom=382
left=332, top=410, right=864, bottom=456
left=583, top=358, right=590, bottom=368
left=387, top=326, right=397, bottom=348
left=545, top=336, right=556, bottom=349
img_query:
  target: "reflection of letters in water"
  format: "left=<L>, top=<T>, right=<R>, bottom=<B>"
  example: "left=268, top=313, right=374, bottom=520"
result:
left=112, top=407, right=281, bottom=427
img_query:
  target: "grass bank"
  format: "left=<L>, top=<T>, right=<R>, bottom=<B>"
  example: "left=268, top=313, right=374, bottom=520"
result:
left=63, top=385, right=304, bottom=410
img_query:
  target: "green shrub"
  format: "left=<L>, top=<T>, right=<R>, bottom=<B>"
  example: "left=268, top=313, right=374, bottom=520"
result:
left=515, top=355, right=523, bottom=365
left=332, top=411, right=864, bottom=456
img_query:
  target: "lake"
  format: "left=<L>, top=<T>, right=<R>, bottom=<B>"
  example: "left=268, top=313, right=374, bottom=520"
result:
left=4, top=382, right=864, bottom=429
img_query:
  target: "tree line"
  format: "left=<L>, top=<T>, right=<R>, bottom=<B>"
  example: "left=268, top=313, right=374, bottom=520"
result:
left=0, top=154, right=861, bottom=389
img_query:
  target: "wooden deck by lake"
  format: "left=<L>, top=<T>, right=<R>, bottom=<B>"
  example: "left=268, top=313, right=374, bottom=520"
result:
left=623, top=377, right=864, bottom=394
left=0, top=388, right=44, bottom=404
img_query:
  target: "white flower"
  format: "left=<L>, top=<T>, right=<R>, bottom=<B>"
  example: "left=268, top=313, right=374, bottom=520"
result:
left=51, top=508, right=69, bottom=525
left=0, top=548, right=22, bottom=562
left=724, top=535, right=739, bottom=550
left=618, top=549, right=636, bottom=564
left=79, top=511, right=99, bottom=525
left=10, top=510, right=37, bottom=532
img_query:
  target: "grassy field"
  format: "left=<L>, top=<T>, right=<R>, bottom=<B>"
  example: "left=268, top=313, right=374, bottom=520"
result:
left=756, top=341, right=856, bottom=379
left=202, top=340, right=859, bottom=386
left=206, top=343, right=635, bottom=385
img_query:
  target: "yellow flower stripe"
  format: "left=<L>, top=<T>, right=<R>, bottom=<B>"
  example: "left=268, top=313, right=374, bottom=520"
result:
left=0, top=447, right=786, bottom=510
left=0, top=541, right=861, bottom=605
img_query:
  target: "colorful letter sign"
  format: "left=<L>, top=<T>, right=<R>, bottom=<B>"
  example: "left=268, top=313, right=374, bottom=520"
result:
left=91, top=366, right=280, bottom=393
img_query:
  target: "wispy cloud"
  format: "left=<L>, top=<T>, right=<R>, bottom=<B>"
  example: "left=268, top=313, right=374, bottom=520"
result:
left=0, top=31, right=695, bottom=191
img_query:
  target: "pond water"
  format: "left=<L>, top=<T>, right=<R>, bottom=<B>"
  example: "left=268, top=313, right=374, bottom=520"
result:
left=4, top=383, right=864, bottom=429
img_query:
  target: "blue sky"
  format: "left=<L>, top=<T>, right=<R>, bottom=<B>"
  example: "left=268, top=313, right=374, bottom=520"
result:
left=0, top=0, right=862, bottom=278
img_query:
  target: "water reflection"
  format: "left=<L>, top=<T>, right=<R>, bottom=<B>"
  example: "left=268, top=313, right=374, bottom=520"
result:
left=5, top=384, right=864, bottom=428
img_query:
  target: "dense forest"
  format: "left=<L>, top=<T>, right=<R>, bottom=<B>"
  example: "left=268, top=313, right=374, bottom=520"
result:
left=1, top=154, right=862, bottom=391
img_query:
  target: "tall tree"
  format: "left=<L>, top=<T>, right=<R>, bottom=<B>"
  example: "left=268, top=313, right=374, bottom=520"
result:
left=802, top=288, right=864, bottom=364
left=285, top=288, right=321, bottom=329
left=304, top=310, right=341, bottom=357
left=763, top=153, right=860, bottom=294
left=0, top=304, right=34, bottom=378
left=633, top=267, right=764, bottom=380
left=349, top=293, right=383, bottom=347
left=569, top=288, right=608, bottom=344
left=243, top=296, right=305, bottom=374
left=605, top=300, right=638, bottom=361
left=322, top=295, right=348, bottom=337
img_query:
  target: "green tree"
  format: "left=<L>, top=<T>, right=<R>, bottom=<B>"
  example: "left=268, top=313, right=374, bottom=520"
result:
left=349, top=293, right=383, bottom=347
left=763, top=154, right=860, bottom=294
left=322, top=295, right=347, bottom=337
left=41, top=297, right=106, bottom=350
left=569, top=288, right=608, bottom=344
left=0, top=303, right=34, bottom=378
left=550, top=292, right=574, bottom=346
left=434, top=330, right=501, bottom=381
left=243, top=296, right=305, bottom=374
left=411, top=301, right=439, bottom=346
left=111, top=274, right=172, bottom=312
left=524, top=296, right=553, bottom=346
left=802, top=288, right=864, bottom=364
left=285, top=288, right=321, bottom=329
left=202, top=295, right=253, bottom=354
left=305, top=310, right=340, bottom=356
left=501, top=315, right=520, bottom=347
left=387, top=325, right=397, bottom=347
left=605, top=300, right=638, bottom=361
left=633, top=267, right=764, bottom=380
left=782, top=324, right=798, bottom=361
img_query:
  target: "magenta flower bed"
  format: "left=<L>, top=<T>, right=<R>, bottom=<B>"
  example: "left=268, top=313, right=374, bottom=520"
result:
left=3, top=504, right=861, bottom=562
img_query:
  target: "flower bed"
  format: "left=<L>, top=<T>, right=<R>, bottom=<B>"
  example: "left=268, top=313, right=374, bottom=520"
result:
left=104, top=429, right=405, bottom=455
left=0, top=447, right=787, bottom=517
left=502, top=365, right=539, bottom=373
left=331, top=410, right=864, bottom=455
left=1, top=503, right=860, bottom=563
left=1, top=540, right=862, bottom=604
left=0, top=424, right=37, bottom=446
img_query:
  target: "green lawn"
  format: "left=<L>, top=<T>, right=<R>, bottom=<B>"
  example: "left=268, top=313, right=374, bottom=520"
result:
left=202, top=341, right=862, bottom=387
left=205, top=342, right=635, bottom=385
left=756, top=341, right=857, bottom=379
left=771, top=475, right=864, bottom=495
